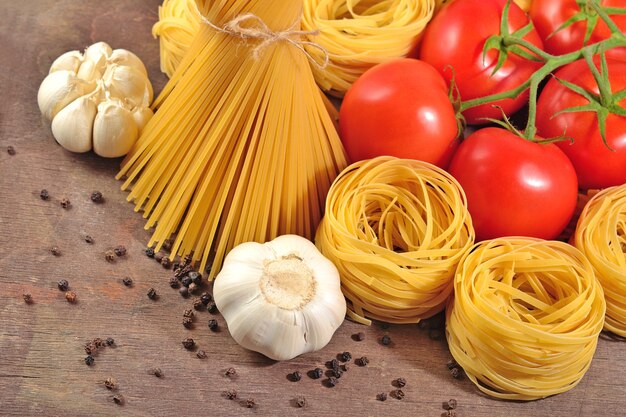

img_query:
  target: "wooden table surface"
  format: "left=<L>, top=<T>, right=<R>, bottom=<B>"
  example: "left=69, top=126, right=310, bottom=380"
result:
left=1, top=1, right=624, bottom=416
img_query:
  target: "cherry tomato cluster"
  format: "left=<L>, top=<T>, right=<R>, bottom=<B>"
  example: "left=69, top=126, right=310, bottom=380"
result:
left=338, top=0, right=626, bottom=241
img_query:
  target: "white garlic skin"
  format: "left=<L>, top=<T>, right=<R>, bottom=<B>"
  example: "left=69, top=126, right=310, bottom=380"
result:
left=214, top=235, right=346, bottom=361
left=51, top=95, right=97, bottom=153
left=93, top=99, right=138, bottom=158
left=38, top=41, right=153, bottom=158
left=37, top=70, right=94, bottom=120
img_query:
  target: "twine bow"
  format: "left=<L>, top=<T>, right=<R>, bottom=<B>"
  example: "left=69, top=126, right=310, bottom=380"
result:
left=195, top=7, right=329, bottom=70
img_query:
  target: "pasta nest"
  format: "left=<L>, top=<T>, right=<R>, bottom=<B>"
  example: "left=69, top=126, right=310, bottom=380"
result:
left=447, top=237, right=606, bottom=400
left=574, top=184, right=626, bottom=338
left=316, top=156, right=474, bottom=324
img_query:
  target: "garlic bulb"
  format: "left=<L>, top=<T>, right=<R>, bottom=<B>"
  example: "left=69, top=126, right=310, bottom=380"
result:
left=37, top=41, right=153, bottom=158
left=214, top=235, right=346, bottom=361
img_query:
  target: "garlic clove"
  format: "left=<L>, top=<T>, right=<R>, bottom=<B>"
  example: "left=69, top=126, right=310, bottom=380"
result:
left=37, top=70, right=95, bottom=120
left=50, top=95, right=97, bottom=153
left=92, top=99, right=138, bottom=158
left=108, top=49, right=148, bottom=76
left=103, top=65, right=153, bottom=108
left=214, top=235, right=346, bottom=361
left=132, top=106, right=154, bottom=133
left=76, top=59, right=103, bottom=83
left=83, top=41, right=112, bottom=74
left=49, top=50, right=83, bottom=74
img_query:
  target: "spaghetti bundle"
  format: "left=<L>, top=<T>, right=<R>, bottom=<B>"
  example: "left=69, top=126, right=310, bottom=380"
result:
left=301, top=0, right=435, bottom=96
left=447, top=238, right=606, bottom=400
left=117, top=0, right=347, bottom=278
left=574, top=184, right=626, bottom=337
left=315, top=156, right=475, bottom=324
left=152, top=0, right=436, bottom=96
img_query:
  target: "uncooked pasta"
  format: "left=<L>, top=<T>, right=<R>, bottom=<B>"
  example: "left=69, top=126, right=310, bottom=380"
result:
left=574, top=184, right=626, bottom=337
left=152, top=0, right=436, bottom=96
left=315, top=156, right=475, bottom=325
left=117, top=0, right=347, bottom=278
left=447, top=237, right=606, bottom=400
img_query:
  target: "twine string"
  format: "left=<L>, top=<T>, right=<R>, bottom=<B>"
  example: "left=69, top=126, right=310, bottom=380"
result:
left=194, top=7, right=329, bottom=70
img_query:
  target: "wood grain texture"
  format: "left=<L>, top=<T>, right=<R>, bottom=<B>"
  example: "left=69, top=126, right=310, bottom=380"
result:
left=0, top=1, right=624, bottom=416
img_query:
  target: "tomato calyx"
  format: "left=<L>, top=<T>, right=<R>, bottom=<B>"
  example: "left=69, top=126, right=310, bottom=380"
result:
left=482, top=0, right=547, bottom=76
left=553, top=51, right=626, bottom=150
left=550, top=0, right=626, bottom=46
left=444, top=65, right=467, bottom=140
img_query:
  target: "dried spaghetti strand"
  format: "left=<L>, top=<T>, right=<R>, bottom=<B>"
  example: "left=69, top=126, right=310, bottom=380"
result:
left=447, top=237, right=605, bottom=400
left=574, top=184, right=626, bottom=337
left=315, top=156, right=475, bottom=325
left=118, top=0, right=347, bottom=278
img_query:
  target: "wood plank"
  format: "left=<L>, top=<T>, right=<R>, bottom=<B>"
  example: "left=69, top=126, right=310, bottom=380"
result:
left=0, top=1, right=624, bottom=416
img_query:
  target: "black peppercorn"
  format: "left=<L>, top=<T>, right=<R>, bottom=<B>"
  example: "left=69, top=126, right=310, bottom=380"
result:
left=84, top=234, right=94, bottom=244
left=90, top=191, right=103, bottom=203
left=340, top=351, right=352, bottom=362
left=114, top=245, right=126, bottom=257
left=65, top=291, right=77, bottom=303
left=200, top=292, right=212, bottom=305
left=197, top=350, right=207, bottom=359
left=308, top=368, right=324, bottom=379
left=245, top=398, right=256, bottom=408
left=40, top=189, right=49, bottom=200
left=393, top=377, right=406, bottom=388
left=188, top=282, right=198, bottom=293
left=225, top=367, right=237, bottom=377
left=7, top=145, right=16, bottom=155
left=179, top=286, right=189, bottom=297
left=50, top=246, right=61, bottom=256
left=376, top=392, right=387, bottom=401
left=326, top=377, right=338, bottom=387
left=295, top=397, right=306, bottom=408
left=225, top=389, right=238, bottom=400
left=443, top=399, right=458, bottom=410
left=106, top=337, right=114, bottom=346
left=181, top=276, right=192, bottom=287
left=161, top=257, right=172, bottom=269
left=446, top=359, right=459, bottom=370
left=193, top=299, right=204, bottom=310
left=94, top=338, right=105, bottom=348
left=105, top=250, right=116, bottom=262
left=327, top=359, right=340, bottom=370
left=208, top=319, right=219, bottom=331
left=353, top=332, right=365, bottom=341
left=145, top=248, right=155, bottom=258
left=57, top=279, right=69, bottom=291
left=112, top=394, right=124, bottom=405
left=23, top=293, right=33, bottom=304
left=441, top=411, right=457, bottom=417
left=149, top=367, right=163, bottom=378
left=183, top=309, right=194, bottom=318
left=188, top=271, right=202, bottom=285
left=355, top=356, right=369, bottom=366
left=183, top=317, right=193, bottom=328
left=60, top=198, right=71, bottom=209
left=104, top=377, right=117, bottom=390
left=392, top=389, right=405, bottom=400
left=169, top=276, right=180, bottom=288
left=182, top=338, right=195, bottom=350
left=328, top=368, right=343, bottom=378
left=147, top=288, right=157, bottom=300
left=288, top=371, right=302, bottom=382
left=154, top=252, right=164, bottom=263
left=122, top=277, right=133, bottom=287
left=207, top=302, right=218, bottom=314
left=85, top=355, right=95, bottom=366
left=381, top=335, right=391, bottom=345
left=450, top=367, right=462, bottom=379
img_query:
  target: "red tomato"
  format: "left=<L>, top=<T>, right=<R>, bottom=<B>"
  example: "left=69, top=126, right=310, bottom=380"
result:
left=448, top=128, right=578, bottom=241
left=530, top=0, right=626, bottom=58
left=419, top=0, right=544, bottom=124
left=536, top=58, right=626, bottom=189
left=339, top=58, right=458, bottom=168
